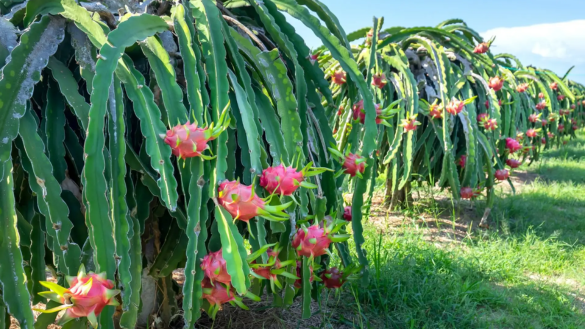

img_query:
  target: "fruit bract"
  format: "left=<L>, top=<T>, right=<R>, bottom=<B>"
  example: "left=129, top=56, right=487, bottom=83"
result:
left=321, top=267, right=345, bottom=289
left=33, top=265, right=120, bottom=328
left=401, top=116, right=420, bottom=132
left=292, top=225, right=332, bottom=258
left=495, top=169, right=509, bottom=181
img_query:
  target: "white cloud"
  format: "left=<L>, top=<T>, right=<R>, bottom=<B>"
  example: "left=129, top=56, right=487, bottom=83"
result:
left=481, top=20, right=585, bottom=84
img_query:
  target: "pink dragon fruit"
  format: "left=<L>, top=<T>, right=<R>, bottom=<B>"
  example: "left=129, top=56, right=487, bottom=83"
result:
left=446, top=99, right=464, bottom=115
left=33, top=265, right=120, bottom=328
left=495, top=169, right=509, bottom=181
left=429, top=104, right=443, bottom=119
left=535, top=101, right=546, bottom=111
left=549, top=82, right=558, bottom=90
left=321, top=267, right=345, bottom=289
left=201, top=278, right=234, bottom=307
left=539, top=92, right=545, bottom=98
left=218, top=180, right=291, bottom=222
left=292, top=224, right=349, bottom=258
left=343, top=206, right=352, bottom=221
left=400, top=116, right=420, bottom=132
left=460, top=187, right=474, bottom=199
left=558, top=124, right=565, bottom=132
left=332, top=69, right=346, bottom=85
left=516, top=83, right=529, bottom=93
left=163, top=124, right=219, bottom=159
left=541, top=119, right=548, bottom=127
left=259, top=164, right=323, bottom=196
left=372, top=72, right=387, bottom=89
left=573, top=124, right=579, bottom=131
left=485, top=100, right=490, bottom=110
left=294, top=261, right=314, bottom=289
left=526, top=129, right=538, bottom=138
left=488, top=77, right=504, bottom=92
left=201, top=249, right=231, bottom=285
left=505, top=138, right=521, bottom=153
left=571, top=104, right=576, bottom=109
left=457, top=155, right=467, bottom=168
left=548, top=132, right=554, bottom=139
left=342, top=153, right=366, bottom=177
left=477, top=113, right=488, bottom=122
left=528, top=114, right=539, bottom=123
left=352, top=100, right=383, bottom=124
left=473, top=42, right=489, bottom=54
left=506, top=159, right=521, bottom=168
left=307, top=51, right=320, bottom=65
left=557, top=94, right=565, bottom=101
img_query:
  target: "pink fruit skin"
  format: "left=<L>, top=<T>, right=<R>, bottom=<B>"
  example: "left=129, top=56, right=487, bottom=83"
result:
left=539, top=92, right=545, bottom=98
left=343, top=206, right=352, bottom=221
left=488, top=77, right=504, bottom=92
left=164, top=123, right=215, bottom=159
left=550, top=82, right=558, bottom=90
left=516, top=83, right=529, bottom=93
left=535, top=102, right=546, bottom=111
left=558, top=124, right=565, bottom=132
left=495, top=169, right=509, bottom=181
left=446, top=100, right=464, bottom=115
left=372, top=73, right=387, bottom=89
left=541, top=137, right=546, bottom=144
left=65, top=273, right=116, bottom=319
left=342, top=153, right=366, bottom=177
left=352, top=100, right=382, bottom=124
left=528, top=114, right=539, bottom=123
left=294, top=261, right=314, bottom=289
left=526, top=129, right=537, bottom=138
left=332, top=70, right=346, bottom=85
left=541, top=120, right=548, bottom=127
left=218, top=180, right=265, bottom=222
left=506, top=159, right=521, bottom=168
left=201, top=278, right=235, bottom=307
left=460, top=187, right=474, bottom=199
left=557, top=95, right=565, bottom=101
left=200, top=249, right=231, bottom=285
left=321, top=267, right=345, bottom=289
left=292, top=225, right=332, bottom=257
left=483, top=119, right=498, bottom=131
left=260, top=164, right=304, bottom=196
left=505, top=138, right=521, bottom=153
left=473, top=42, right=489, bottom=54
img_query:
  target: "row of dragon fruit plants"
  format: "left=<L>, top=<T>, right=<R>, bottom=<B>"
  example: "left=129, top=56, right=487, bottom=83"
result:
left=0, top=0, right=583, bottom=328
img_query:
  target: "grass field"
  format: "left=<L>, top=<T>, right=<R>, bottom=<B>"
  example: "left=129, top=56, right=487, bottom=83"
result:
left=320, top=133, right=585, bottom=329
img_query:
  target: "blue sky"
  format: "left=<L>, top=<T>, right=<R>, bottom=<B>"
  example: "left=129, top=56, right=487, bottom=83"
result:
left=289, top=0, right=585, bottom=84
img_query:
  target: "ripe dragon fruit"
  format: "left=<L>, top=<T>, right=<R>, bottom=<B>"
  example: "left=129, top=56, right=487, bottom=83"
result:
left=506, top=158, right=521, bottom=168
left=488, top=77, right=504, bottom=92
left=495, top=169, right=509, bottom=181
left=343, top=206, right=352, bottom=221
left=558, top=124, right=565, bottom=132
left=549, top=82, right=558, bottom=90
left=541, top=119, right=548, bottom=127
left=201, top=278, right=260, bottom=319
left=201, top=249, right=231, bottom=285
left=573, top=124, right=579, bottom=131
left=557, top=94, right=565, bottom=101
left=321, top=267, right=345, bottom=289
left=429, top=104, right=443, bottom=119
left=477, top=113, right=488, bottom=122
left=342, top=153, right=367, bottom=177
left=259, top=163, right=325, bottom=196
left=528, top=114, right=540, bottom=123
left=460, top=187, right=474, bottom=199
left=483, top=118, right=498, bottom=131
left=571, top=104, right=576, bottom=109
left=473, top=42, right=489, bottom=54
left=505, top=138, right=521, bottom=153
left=163, top=122, right=227, bottom=160
left=541, top=137, right=546, bottom=145
left=400, top=115, right=420, bottom=132
left=485, top=100, right=490, bottom=110
left=516, top=83, right=529, bottom=93
left=218, top=180, right=291, bottom=222
left=538, top=92, right=545, bottom=98
left=33, top=265, right=120, bottom=328
left=457, top=155, right=467, bottom=168
left=352, top=100, right=383, bottom=124
left=526, top=129, right=538, bottom=138
left=331, top=69, right=347, bottom=85
left=292, top=224, right=349, bottom=258
left=535, top=101, right=546, bottom=111
left=547, top=132, right=554, bottom=139
left=372, top=72, right=387, bottom=89
left=446, top=99, right=465, bottom=115
left=307, top=51, right=320, bottom=65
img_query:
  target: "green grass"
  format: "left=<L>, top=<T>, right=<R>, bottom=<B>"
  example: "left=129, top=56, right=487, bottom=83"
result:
left=332, top=133, right=585, bottom=328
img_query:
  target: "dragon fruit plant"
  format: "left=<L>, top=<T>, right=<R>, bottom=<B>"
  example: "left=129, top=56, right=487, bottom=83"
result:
left=33, top=265, right=120, bottom=328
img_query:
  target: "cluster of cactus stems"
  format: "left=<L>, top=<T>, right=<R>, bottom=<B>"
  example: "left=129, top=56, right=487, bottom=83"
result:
left=0, top=0, right=583, bottom=328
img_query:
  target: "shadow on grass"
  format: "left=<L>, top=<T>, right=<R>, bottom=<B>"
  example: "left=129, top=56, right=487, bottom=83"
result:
left=343, top=234, right=585, bottom=329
